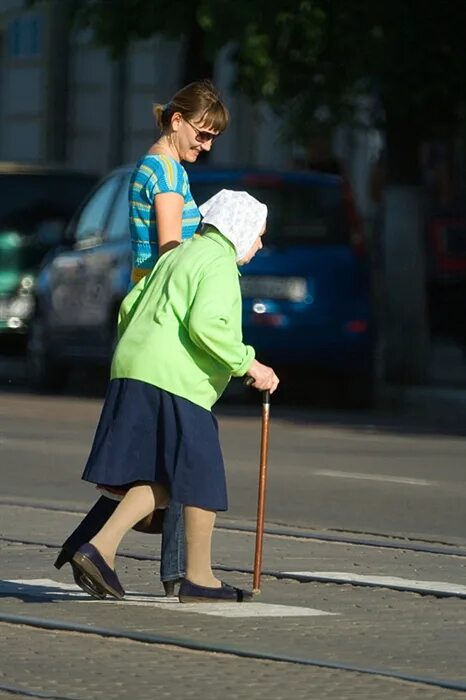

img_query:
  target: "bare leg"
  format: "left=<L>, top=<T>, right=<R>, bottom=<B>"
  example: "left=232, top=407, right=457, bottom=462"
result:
left=184, top=505, right=221, bottom=588
left=89, top=482, right=169, bottom=568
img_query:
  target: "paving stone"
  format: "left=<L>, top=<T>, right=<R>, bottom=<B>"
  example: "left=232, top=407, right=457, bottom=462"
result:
left=1, top=524, right=466, bottom=698
left=0, top=624, right=464, bottom=700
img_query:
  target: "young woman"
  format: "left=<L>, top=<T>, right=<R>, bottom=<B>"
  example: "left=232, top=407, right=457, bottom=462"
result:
left=71, top=190, right=279, bottom=603
left=54, top=80, right=229, bottom=596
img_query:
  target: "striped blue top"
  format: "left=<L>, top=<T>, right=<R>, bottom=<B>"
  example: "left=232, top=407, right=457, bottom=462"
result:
left=128, top=154, right=201, bottom=285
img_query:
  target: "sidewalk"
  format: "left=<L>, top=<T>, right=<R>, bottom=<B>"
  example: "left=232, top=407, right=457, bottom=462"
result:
left=377, top=341, right=466, bottom=431
left=1, top=504, right=465, bottom=699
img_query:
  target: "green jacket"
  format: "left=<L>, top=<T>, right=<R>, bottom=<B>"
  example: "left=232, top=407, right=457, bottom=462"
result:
left=111, top=228, right=255, bottom=410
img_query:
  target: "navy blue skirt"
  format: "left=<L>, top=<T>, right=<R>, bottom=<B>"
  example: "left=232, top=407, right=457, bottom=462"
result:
left=81, top=379, right=228, bottom=511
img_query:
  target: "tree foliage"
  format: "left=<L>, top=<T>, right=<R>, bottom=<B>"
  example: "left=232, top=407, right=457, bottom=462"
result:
left=204, top=3, right=466, bottom=134
left=200, top=0, right=466, bottom=179
left=47, top=0, right=466, bottom=178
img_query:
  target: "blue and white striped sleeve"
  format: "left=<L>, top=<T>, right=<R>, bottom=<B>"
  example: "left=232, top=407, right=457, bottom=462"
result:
left=139, top=156, right=185, bottom=203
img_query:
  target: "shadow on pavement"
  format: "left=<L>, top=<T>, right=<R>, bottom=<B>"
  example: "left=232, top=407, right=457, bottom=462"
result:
left=0, top=578, right=89, bottom=604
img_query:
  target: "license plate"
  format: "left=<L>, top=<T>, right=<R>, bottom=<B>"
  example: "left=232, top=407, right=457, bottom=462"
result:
left=240, top=276, right=307, bottom=301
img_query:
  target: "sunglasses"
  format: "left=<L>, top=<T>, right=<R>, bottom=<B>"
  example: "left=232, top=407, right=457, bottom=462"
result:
left=185, top=118, right=220, bottom=144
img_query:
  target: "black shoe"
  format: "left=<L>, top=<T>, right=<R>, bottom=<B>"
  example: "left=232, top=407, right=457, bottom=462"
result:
left=54, top=548, right=72, bottom=570
left=53, top=496, right=120, bottom=570
left=178, top=578, right=253, bottom=603
left=162, top=579, right=182, bottom=596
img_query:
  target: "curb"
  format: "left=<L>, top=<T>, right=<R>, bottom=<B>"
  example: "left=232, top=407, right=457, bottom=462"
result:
left=377, top=383, right=466, bottom=429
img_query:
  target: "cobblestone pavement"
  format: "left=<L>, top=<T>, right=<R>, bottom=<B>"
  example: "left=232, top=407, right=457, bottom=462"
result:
left=1, top=505, right=466, bottom=699
left=1, top=623, right=459, bottom=700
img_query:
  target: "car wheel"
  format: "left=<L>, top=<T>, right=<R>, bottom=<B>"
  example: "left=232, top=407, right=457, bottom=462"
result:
left=26, top=314, right=69, bottom=392
left=342, top=370, right=374, bottom=410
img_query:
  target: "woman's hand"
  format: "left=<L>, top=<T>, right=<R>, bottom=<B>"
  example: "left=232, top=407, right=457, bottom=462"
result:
left=246, top=359, right=280, bottom=394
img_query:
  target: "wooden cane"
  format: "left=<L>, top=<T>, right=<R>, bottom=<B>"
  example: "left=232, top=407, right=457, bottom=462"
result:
left=252, top=389, right=271, bottom=593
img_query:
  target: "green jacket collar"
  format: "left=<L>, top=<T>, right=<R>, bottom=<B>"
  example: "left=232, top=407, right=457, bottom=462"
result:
left=201, top=226, right=236, bottom=258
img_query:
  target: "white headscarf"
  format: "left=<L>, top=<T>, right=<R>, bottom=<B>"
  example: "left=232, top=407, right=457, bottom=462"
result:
left=199, top=189, right=267, bottom=261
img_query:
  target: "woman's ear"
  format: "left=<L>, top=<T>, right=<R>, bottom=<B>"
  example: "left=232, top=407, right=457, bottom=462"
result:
left=171, top=112, right=183, bottom=133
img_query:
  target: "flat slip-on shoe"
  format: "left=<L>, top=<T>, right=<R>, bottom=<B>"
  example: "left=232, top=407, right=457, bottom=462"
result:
left=71, top=562, right=107, bottom=599
left=178, top=578, right=253, bottom=603
left=72, top=543, right=125, bottom=600
left=54, top=546, right=107, bottom=598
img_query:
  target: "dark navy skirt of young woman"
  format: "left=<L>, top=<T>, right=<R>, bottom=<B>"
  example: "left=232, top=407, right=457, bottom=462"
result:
left=81, top=378, right=228, bottom=511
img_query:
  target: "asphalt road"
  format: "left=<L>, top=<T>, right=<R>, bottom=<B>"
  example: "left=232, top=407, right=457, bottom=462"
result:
left=2, top=361, right=466, bottom=700
left=1, top=361, right=465, bottom=544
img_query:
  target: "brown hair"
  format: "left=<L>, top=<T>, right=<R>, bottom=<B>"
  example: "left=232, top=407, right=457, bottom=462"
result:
left=153, top=79, right=229, bottom=134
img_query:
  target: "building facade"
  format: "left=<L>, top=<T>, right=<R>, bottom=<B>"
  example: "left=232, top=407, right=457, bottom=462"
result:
left=0, top=0, right=379, bottom=222
left=0, top=1, right=289, bottom=170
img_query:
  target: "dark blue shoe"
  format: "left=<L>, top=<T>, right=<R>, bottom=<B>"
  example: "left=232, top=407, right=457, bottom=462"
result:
left=71, top=562, right=108, bottom=599
left=72, top=543, right=125, bottom=600
left=178, top=578, right=253, bottom=603
left=54, top=547, right=107, bottom=598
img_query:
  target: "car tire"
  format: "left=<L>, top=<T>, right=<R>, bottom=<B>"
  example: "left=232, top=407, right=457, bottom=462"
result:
left=342, top=370, right=374, bottom=410
left=26, top=314, right=69, bottom=392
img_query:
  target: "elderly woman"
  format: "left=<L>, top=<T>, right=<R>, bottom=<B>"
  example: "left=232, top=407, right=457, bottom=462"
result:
left=70, top=190, right=279, bottom=603
left=55, top=79, right=230, bottom=596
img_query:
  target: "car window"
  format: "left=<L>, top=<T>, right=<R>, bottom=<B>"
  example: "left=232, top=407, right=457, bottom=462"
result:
left=74, top=176, right=120, bottom=243
left=105, top=174, right=131, bottom=241
left=191, top=180, right=347, bottom=246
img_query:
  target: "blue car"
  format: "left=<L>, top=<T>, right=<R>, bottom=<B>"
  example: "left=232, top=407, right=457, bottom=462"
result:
left=29, top=165, right=374, bottom=404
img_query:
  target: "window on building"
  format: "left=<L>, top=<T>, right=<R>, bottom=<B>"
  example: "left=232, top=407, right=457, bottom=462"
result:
left=7, top=14, right=42, bottom=59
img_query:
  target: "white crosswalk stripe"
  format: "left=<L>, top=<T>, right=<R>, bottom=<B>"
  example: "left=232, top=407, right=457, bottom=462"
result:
left=282, top=571, right=466, bottom=597
left=1, top=579, right=338, bottom=618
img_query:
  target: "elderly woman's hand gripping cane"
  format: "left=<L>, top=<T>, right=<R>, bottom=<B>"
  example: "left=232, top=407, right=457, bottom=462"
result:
left=246, top=359, right=279, bottom=394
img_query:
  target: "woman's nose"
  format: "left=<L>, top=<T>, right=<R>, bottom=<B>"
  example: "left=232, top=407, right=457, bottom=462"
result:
left=201, top=140, right=213, bottom=152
